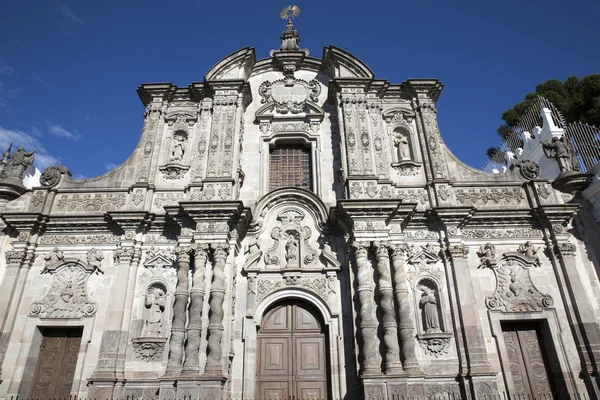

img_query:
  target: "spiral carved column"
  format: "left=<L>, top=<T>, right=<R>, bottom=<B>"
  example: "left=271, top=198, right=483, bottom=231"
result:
left=166, top=248, right=191, bottom=373
left=205, top=243, right=229, bottom=374
left=353, top=242, right=379, bottom=374
left=374, top=242, right=403, bottom=373
left=390, top=244, right=420, bottom=371
left=182, top=244, right=209, bottom=373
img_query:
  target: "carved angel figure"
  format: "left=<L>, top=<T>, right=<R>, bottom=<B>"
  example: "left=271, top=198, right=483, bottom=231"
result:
left=419, top=285, right=441, bottom=333
left=44, top=247, right=64, bottom=268
left=518, top=241, right=539, bottom=263
left=0, top=146, right=34, bottom=180
left=477, top=243, right=496, bottom=267
left=542, top=136, right=580, bottom=173
left=395, top=134, right=411, bottom=161
left=144, top=285, right=166, bottom=337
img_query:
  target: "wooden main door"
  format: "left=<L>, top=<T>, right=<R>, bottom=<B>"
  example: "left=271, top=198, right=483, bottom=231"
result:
left=30, top=327, right=82, bottom=399
left=502, top=322, right=556, bottom=398
left=257, top=301, right=328, bottom=400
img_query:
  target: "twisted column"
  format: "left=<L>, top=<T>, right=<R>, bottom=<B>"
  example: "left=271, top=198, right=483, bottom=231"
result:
left=166, top=248, right=191, bottom=372
left=390, top=244, right=420, bottom=371
left=182, top=244, right=209, bottom=373
left=373, top=242, right=402, bottom=374
left=205, top=243, right=229, bottom=374
left=353, top=242, right=379, bottom=374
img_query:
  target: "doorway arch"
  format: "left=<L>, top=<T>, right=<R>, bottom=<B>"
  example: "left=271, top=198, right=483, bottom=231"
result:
left=256, top=300, right=329, bottom=400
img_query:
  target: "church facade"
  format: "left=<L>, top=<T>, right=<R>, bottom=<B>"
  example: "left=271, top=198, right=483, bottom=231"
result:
left=1, top=19, right=600, bottom=400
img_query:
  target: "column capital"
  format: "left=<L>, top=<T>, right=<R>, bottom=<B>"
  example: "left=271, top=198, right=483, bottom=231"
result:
left=447, top=243, right=469, bottom=260
left=351, top=241, right=370, bottom=258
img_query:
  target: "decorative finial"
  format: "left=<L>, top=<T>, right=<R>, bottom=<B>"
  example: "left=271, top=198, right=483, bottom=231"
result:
left=0, top=143, right=12, bottom=170
left=279, top=5, right=302, bottom=51
left=280, top=5, right=301, bottom=22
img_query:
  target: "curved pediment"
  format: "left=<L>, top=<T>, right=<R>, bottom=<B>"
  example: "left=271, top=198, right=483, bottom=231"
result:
left=253, top=188, right=329, bottom=231
left=322, top=45, right=374, bottom=79
left=205, top=47, right=256, bottom=81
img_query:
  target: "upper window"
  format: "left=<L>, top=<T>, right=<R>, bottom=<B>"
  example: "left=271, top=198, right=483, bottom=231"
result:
left=269, top=144, right=313, bottom=191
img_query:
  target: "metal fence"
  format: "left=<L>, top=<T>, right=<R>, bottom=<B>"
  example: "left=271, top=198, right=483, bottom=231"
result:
left=482, top=96, right=600, bottom=174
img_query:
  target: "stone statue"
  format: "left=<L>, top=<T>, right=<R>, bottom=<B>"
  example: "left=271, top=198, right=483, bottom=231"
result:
left=144, top=285, right=166, bottom=336
left=285, top=233, right=299, bottom=267
left=44, top=247, right=64, bottom=268
left=395, top=134, right=411, bottom=161
left=518, top=241, right=539, bottom=264
left=542, top=136, right=579, bottom=173
left=0, top=146, right=34, bottom=180
left=419, top=285, right=441, bottom=333
left=170, top=135, right=185, bottom=162
left=0, top=143, right=11, bottom=170
left=477, top=243, right=496, bottom=267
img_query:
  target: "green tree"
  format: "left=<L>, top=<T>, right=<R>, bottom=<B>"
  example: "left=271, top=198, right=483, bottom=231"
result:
left=487, top=74, right=600, bottom=159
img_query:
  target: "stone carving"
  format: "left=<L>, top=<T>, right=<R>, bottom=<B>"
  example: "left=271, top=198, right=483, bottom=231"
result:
left=462, top=228, right=543, bottom=239
left=418, top=283, right=441, bottom=333
left=30, top=264, right=98, bottom=318
left=132, top=339, right=166, bottom=362
left=206, top=243, right=229, bottom=373
left=517, top=241, right=540, bottom=265
left=395, top=132, right=411, bottom=161
left=389, top=244, right=419, bottom=371
left=542, top=136, right=580, bottom=173
left=255, top=277, right=328, bottom=301
left=373, top=242, right=402, bottom=373
left=166, top=248, right=191, bottom=371
left=258, top=76, right=320, bottom=114
left=139, top=247, right=176, bottom=290
left=264, top=209, right=318, bottom=268
left=169, top=131, right=187, bottom=162
left=486, top=253, right=553, bottom=312
left=437, top=185, right=450, bottom=201
left=159, top=164, right=189, bottom=180
left=404, top=230, right=440, bottom=240
left=56, top=193, right=126, bottom=212
left=30, top=191, right=45, bottom=210
left=396, top=189, right=427, bottom=204
left=554, top=242, right=577, bottom=258
left=40, top=165, right=70, bottom=187
left=39, top=234, right=120, bottom=245
left=513, top=158, right=541, bottom=180
left=353, top=242, right=379, bottom=373
left=153, top=193, right=186, bottom=208
left=143, top=283, right=167, bottom=337
left=183, top=244, right=209, bottom=372
left=0, top=146, right=34, bottom=180
left=455, top=187, right=525, bottom=205
left=447, top=244, right=469, bottom=260
left=537, top=184, right=551, bottom=199
left=114, top=247, right=135, bottom=264
left=477, top=243, right=496, bottom=268
left=406, top=244, right=443, bottom=283
left=5, top=250, right=26, bottom=266
left=44, top=247, right=64, bottom=268
left=131, top=190, right=144, bottom=206
left=419, top=337, right=451, bottom=358
left=86, top=248, right=104, bottom=273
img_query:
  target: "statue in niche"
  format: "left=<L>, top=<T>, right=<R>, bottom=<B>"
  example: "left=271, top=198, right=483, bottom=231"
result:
left=0, top=146, right=34, bottom=180
left=285, top=232, right=299, bottom=268
left=144, top=284, right=166, bottom=336
left=419, top=283, right=441, bottom=333
left=394, top=133, right=411, bottom=161
left=169, top=132, right=187, bottom=163
left=542, top=136, right=579, bottom=173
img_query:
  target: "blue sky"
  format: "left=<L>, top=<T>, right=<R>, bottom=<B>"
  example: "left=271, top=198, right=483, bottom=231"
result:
left=0, top=0, right=599, bottom=178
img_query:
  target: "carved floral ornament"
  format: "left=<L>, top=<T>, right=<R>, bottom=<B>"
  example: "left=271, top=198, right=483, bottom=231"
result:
left=258, top=76, right=321, bottom=115
left=30, top=259, right=100, bottom=319
left=485, top=251, right=553, bottom=313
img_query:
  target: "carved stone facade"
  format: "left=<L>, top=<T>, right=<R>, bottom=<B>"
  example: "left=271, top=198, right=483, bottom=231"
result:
left=1, top=18, right=600, bottom=400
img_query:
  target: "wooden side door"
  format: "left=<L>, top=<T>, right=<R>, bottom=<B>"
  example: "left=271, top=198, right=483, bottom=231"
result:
left=257, top=302, right=328, bottom=400
left=502, top=323, right=554, bottom=398
left=30, top=327, right=82, bottom=399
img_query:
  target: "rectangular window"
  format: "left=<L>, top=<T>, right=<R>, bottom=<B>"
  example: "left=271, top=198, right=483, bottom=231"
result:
left=269, top=144, right=313, bottom=191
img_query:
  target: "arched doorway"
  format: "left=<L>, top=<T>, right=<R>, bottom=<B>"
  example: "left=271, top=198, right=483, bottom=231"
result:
left=256, top=300, right=328, bottom=400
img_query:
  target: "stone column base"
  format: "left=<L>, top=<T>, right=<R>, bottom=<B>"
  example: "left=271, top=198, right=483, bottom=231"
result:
left=159, top=377, right=225, bottom=400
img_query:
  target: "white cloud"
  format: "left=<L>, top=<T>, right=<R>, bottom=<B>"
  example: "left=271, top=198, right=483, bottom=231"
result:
left=0, top=126, right=61, bottom=170
left=0, top=60, right=14, bottom=76
left=105, top=162, right=117, bottom=171
left=47, top=123, right=81, bottom=141
left=34, top=76, right=45, bottom=83
left=55, top=3, right=85, bottom=26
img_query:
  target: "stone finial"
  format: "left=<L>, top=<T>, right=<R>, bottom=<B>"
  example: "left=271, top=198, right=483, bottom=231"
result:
left=279, top=5, right=301, bottom=51
left=0, top=146, right=34, bottom=181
